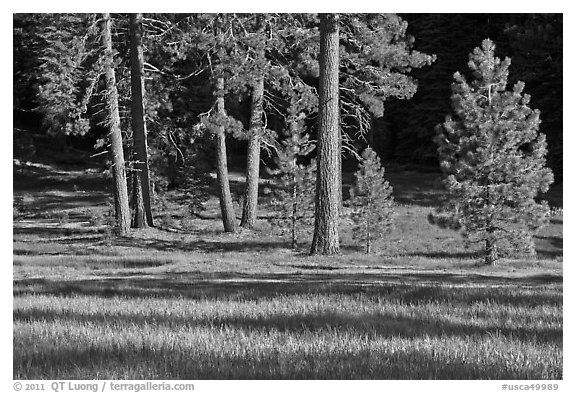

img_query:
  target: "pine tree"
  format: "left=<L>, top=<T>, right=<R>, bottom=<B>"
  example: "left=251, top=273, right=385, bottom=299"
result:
left=34, top=13, right=100, bottom=137
left=129, top=13, right=154, bottom=228
left=348, top=147, right=394, bottom=254
left=101, top=13, right=131, bottom=236
left=338, top=13, right=435, bottom=139
left=213, top=77, right=239, bottom=233
left=270, top=120, right=316, bottom=249
left=239, top=15, right=268, bottom=229
left=431, top=39, right=554, bottom=265
left=310, top=13, right=341, bottom=256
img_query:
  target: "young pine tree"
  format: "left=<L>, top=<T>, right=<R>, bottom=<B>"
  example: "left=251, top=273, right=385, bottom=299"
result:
left=348, top=147, right=394, bottom=254
left=430, top=39, right=554, bottom=265
left=270, top=125, right=316, bottom=250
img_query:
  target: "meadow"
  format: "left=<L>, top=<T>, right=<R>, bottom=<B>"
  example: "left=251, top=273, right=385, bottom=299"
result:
left=13, top=158, right=563, bottom=379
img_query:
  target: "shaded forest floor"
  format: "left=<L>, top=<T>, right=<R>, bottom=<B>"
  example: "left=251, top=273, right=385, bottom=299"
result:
left=13, top=156, right=563, bottom=379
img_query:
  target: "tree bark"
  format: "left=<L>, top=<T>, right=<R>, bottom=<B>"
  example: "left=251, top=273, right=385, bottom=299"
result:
left=366, top=218, right=371, bottom=255
left=131, top=170, right=146, bottom=228
left=101, top=13, right=130, bottom=236
left=240, top=76, right=264, bottom=229
left=310, top=13, right=341, bottom=255
left=485, top=237, right=498, bottom=265
left=215, top=77, right=237, bottom=233
left=338, top=123, right=343, bottom=214
left=129, top=13, right=153, bottom=227
left=291, top=178, right=297, bottom=249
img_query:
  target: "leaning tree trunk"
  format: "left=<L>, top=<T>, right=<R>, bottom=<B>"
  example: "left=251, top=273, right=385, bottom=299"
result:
left=129, top=13, right=153, bottom=227
left=215, top=77, right=237, bottom=233
left=240, top=76, right=264, bottom=229
left=101, top=13, right=130, bottom=236
left=310, top=13, right=341, bottom=256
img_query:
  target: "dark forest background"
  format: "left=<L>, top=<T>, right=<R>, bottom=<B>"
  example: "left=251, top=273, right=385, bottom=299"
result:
left=13, top=13, right=562, bottom=183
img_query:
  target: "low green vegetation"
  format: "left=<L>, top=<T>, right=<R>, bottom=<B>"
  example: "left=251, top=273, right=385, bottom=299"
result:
left=13, top=161, right=563, bottom=379
left=14, top=284, right=562, bottom=379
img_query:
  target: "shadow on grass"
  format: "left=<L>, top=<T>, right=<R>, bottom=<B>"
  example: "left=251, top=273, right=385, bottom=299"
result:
left=385, top=172, right=445, bottom=207
left=535, top=234, right=563, bottom=259
left=405, top=251, right=481, bottom=259
left=116, top=237, right=288, bottom=254
left=14, top=333, right=560, bottom=380
left=19, top=193, right=109, bottom=213
left=14, top=163, right=109, bottom=193
left=13, top=226, right=106, bottom=238
left=14, top=270, right=562, bottom=308
left=535, top=235, right=563, bottom=250
left=13, top=302, right=562, bottom=365
left=536, top=250, right=563, bottom=259
left=15, top=226, right=289, bottom=254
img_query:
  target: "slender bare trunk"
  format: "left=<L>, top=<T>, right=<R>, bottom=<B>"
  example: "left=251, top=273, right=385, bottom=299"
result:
left=310, top=13, right=341, bottom=255
left=131, top=170, right=146, bottom=228
left=291, top=177, right=297, bottom=249
left=129, top=13, right=153, bottom=227
left=101, top=13, right=130, bottom=236
left=215, top=77, right=237, bottom=232
left=240, top=77, right=264, bottom=228
left=366, top=217, right=371, bottom=255
left=338, top=125, right=342, bottom=214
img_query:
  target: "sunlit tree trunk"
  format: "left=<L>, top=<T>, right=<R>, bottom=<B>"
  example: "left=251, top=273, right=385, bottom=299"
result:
left=338, top=124, right=343, bottom=214
left=215, top=77, right=237, bottom=232
left=240, top=76, right=264, bottom=229
left=101, top=13, right=130, bottom=236
left=129, top=13, right=153, bottom=227
left=291, top=178, right=297, bottom=249
left=131, top=169, right=146, bottom=228
left=310, top=13, right=341, bottom=255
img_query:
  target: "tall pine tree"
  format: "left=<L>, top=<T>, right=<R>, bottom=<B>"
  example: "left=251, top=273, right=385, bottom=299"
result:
left=431, top=39, right=554, bottom=265
left=310, top=13, right=341, bottom=256
left=129, top=13, right=154, bottom=228
left=101, top=13, right=131, bottom=236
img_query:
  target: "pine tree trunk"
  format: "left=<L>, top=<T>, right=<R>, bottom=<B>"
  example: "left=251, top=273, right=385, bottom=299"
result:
left=310, top=13, right=341, bottom=256
left=102, top=13, right=130, bottom=236
left=240, top=76, right=264, bottom=229
left=291, top=178, right=297, bottom=249
left=338, top=125, right=343, bottom=214
left=366, top=217, right=371, bottom=255
left=485, top=237, right=498, bottom=265
left=129, top=13, right=153, bottom=227
left=111, top=166, right=118, bottom=221
left=131, top=170, right=146, bottom=228
left=215, top=77, right=237, bottom=233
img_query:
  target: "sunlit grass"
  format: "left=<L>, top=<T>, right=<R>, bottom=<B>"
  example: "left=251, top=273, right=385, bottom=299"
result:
left=14, top=283, right=562, bottom=379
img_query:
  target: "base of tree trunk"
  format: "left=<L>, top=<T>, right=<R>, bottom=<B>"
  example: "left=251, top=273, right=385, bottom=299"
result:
left=310, top=245, right=340, bottom=256
left=310, top=232, right=340, bottom=255
left=131, top=171, right=148, bottom=229
left=484, top=239, right=498, bottom=265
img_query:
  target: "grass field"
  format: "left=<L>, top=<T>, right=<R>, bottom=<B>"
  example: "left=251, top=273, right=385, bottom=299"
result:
left=12, top=158, right=563, bottom=379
